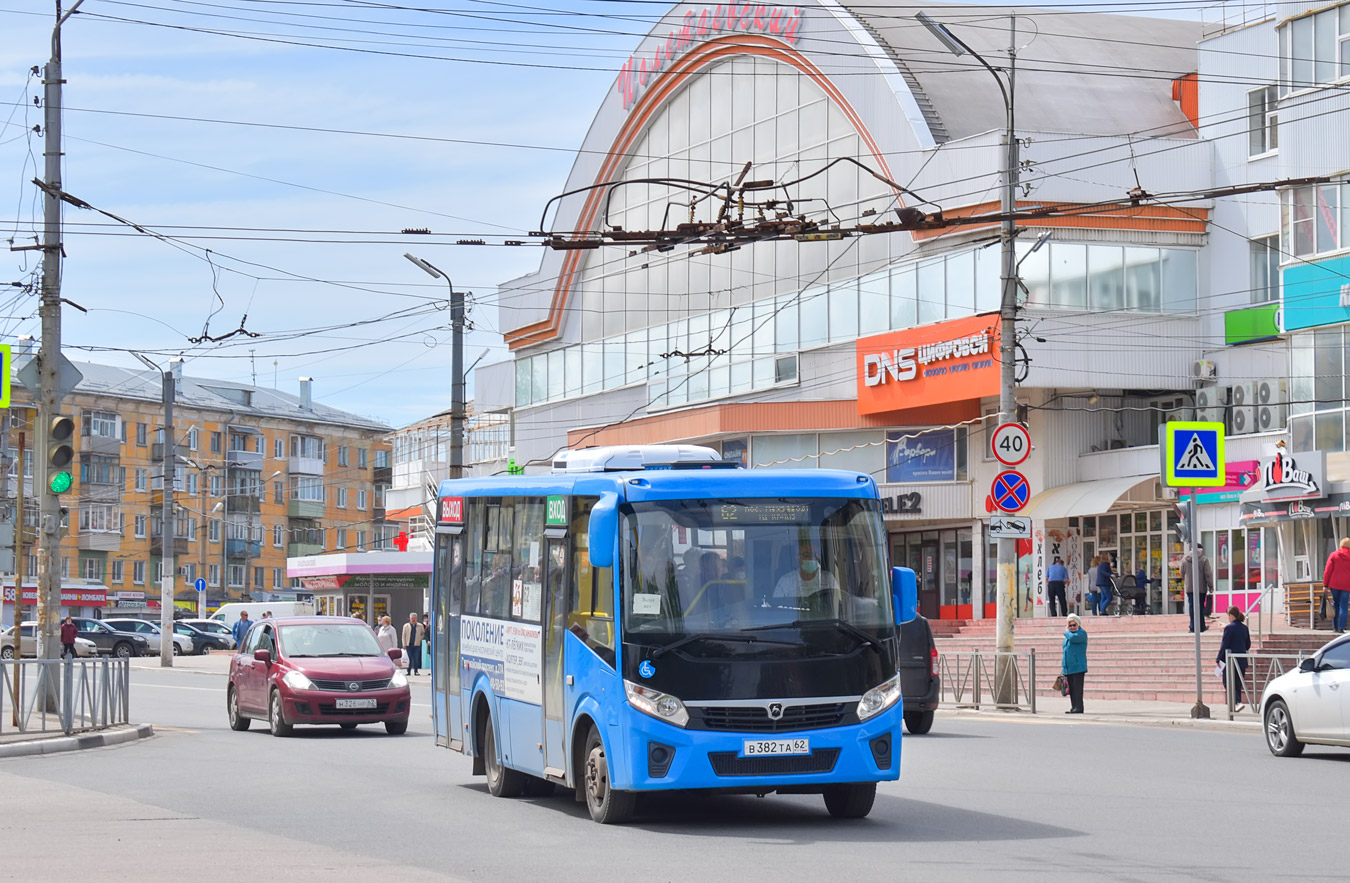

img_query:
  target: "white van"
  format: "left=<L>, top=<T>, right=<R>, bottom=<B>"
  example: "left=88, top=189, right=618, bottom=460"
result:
left=210, top=601, right=315, bottom=628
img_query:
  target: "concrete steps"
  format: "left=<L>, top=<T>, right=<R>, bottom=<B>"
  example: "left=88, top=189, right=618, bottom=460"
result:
left=932, top=615, right=1328, bottom=703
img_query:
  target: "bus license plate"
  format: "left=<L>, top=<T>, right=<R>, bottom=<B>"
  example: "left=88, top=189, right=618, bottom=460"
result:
left=335, top=698, right=377, bottom=710
left=742, top=738, right=810, bottom=757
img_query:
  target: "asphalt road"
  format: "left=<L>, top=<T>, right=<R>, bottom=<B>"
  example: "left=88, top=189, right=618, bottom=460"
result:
left=1, top=665, right=1345, bottom=882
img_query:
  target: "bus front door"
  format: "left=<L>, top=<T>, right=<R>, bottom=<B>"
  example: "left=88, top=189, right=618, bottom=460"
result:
left=541, top=535, right=568, bottom=775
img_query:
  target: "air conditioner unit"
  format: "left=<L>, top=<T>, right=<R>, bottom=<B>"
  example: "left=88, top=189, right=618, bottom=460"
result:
left=1193, top=359, right=1218, bottom=381
left=1194, top=386, right=1228, bottom=424
left=1228, top=383, right=1255, bottom=434
left=1255, top=377, right=1288, bottom=432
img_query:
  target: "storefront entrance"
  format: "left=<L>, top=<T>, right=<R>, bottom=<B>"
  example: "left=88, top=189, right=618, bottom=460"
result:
left=891, top=528, right=974, bottom=619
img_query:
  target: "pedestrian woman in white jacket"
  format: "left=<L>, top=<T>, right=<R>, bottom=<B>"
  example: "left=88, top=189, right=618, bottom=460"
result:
left=375, top=615, right=398, bottom=653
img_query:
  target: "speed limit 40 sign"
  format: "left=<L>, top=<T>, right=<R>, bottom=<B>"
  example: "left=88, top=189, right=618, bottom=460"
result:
left=991, top=422, right=1031, bottom=467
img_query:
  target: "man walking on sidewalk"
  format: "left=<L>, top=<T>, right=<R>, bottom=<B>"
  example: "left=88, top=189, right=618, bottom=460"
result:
left=1181, top=547, right=1213, bottom=633
left=402, top=613, right=424, bottom=676
left=1047, top=557, right=1068, bottom=617
left=1323, top=538, right=1350, bottom=633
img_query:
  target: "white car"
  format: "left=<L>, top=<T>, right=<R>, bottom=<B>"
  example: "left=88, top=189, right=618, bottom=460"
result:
left=102, top=618, right=194, bottom=656
left=1, top=624, right=98, bottom=659
left=1261, top=635, right=1350, bottom=756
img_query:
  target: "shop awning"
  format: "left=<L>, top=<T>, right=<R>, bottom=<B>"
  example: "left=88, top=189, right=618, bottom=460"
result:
left=1018, top=475, right=1156, bottom=521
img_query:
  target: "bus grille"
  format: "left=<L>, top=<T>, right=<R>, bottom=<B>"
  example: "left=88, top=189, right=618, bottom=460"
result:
left=707, top=748, right=840, bottom=777
left=310, top=678, right=392, bottom=692
left=695, top=703, right=848, bottom=733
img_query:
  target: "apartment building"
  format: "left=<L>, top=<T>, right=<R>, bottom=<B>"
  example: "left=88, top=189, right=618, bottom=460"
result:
left=3, top=355, right=392, bottom=613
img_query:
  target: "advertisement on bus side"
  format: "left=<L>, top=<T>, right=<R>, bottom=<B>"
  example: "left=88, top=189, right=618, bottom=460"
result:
left=460, top=615, right=543, bottom=705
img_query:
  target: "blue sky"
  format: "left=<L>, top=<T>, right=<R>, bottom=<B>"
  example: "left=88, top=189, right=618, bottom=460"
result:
left=1, top=0, right=1196, bottom=427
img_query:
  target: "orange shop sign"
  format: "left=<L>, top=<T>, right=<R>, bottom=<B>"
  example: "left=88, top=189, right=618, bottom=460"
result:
left=855, top=315, right=1000, bottom=415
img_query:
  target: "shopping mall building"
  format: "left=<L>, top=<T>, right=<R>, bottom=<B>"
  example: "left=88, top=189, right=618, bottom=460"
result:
left=473, top=1, right=1350, bottom=621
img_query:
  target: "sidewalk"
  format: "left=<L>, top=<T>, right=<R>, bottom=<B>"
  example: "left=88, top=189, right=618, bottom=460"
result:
left=941, top=697, right=1262, bottom=733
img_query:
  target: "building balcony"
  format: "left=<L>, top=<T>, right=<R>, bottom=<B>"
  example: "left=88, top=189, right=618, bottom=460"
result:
left=289, top=456, right=324, bottom=475
left=373, top=465, right=392, bottom=484
left=77, top=531, right=121, bottom=553
left=149, top=535, right=190, bottom=556
left=226, top=538, right=262, bottom=559
left=227, top=494, right=262, bottom=514
left=227, top=449, right=264, bottom=470
left=288, top=499, right=325, bottom=519
left=152, top=442, right=190, bottom=463
left=288, top=542, right=323, bottom=557
left=82, top=435, right=121, bottom=456
left=81, top=482, right=122, bottom=504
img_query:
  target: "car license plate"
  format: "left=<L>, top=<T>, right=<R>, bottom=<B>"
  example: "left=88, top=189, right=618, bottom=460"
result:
left=335, top=698, right=377, bottom=710
left=742, top=738, right=809, bottom=757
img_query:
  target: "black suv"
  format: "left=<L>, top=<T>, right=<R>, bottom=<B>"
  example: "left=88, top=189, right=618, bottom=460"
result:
left=71, top=617, right=151, bottom=658
left=897, top=614, right=940, bottom=734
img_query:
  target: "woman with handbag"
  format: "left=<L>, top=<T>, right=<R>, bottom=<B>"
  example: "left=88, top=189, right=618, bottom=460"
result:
left=1061, top=613, right=1088, bottom=713
left=1217, top=606, right=1252, bottom=711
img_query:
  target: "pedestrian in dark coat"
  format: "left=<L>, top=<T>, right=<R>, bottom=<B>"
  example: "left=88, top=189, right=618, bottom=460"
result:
left=1062, top=613, right=1087, bottom=714
left=60, top=616, right=78, bottom=659
left=1180, top=548, right=1213, bottom=633
left=1217, top=606, right=1252, bottom=710
left=1095, top=556, right=1114, bottom=615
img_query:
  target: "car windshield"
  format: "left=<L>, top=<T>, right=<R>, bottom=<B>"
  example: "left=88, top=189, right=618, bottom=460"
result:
left=277, top=623, right=385, bottom=657
left=621, top=497, right=893, bottom=646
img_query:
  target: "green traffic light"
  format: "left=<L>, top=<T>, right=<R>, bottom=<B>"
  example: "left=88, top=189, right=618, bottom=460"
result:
left=49, top=471, right=72, bottom=494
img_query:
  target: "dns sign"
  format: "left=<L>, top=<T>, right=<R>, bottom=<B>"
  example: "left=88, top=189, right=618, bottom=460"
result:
left=440, top=496, right=464, bottom=523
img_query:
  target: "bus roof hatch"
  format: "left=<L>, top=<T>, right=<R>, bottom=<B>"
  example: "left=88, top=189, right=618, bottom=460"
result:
left=551, top=444, right=725, bottom=473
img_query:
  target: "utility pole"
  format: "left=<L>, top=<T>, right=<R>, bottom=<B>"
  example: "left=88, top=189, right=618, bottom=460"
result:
left=9, top=431, right=23, bottom=725
left=404, top=254, right=466, bottom=479
left=916, top=12, right=1020, bottom=706
left=158, top=368, right=176, bottom=667
left=36, top=0, right=84, bottom=661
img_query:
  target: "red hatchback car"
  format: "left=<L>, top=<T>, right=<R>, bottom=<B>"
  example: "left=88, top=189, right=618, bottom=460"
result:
left=226, top=616, right=411, bottom=736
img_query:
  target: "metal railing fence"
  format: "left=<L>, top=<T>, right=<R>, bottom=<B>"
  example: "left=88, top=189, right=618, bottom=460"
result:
left=1222, top=652, right=1309, bottom=722
left=938, top=650, right=1037, bottom=713
left=0, top=657, right=131, bottom=736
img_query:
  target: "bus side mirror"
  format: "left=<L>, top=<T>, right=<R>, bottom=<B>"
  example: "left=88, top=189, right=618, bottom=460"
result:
left=587, top=492, right=619, bottom=569
left=892, top=567, right=918, bottom=624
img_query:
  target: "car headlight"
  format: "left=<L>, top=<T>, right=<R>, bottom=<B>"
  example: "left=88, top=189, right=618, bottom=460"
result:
left=856, top=674, right=902, bottom=722
left=624, top=680, right=689, bottom=728
left=390, top=670, right=409, bottom=688
left=282, top=671, right=315, bottom=691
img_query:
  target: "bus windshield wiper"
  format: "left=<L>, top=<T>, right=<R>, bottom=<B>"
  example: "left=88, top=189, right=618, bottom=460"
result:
left=650, top=632, right=796, bottom=659
left=744, top=618, right=886, bottom=655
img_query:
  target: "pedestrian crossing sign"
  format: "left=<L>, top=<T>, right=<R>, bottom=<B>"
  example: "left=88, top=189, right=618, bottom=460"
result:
left=1160, top=421, right=1225, bottom=487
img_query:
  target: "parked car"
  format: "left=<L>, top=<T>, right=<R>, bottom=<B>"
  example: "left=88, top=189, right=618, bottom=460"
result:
left=174, top=621, right=229, bottom=654
left=181, top=619, right=236, bottom=650
left=1263, top=634, right=1350, bottom=756
left=897, top=613, right=940, bottom=734
left=1, top=623, right=98, bottom=659
left=71, top=618, right=151, bottom=658
left=102, top=618, right=194, bottom=656
left=227, top=616, right=411, bottom=736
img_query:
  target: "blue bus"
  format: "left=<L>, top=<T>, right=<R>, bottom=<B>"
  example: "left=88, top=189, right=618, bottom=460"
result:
left=429, top=445, right=918, bottom=823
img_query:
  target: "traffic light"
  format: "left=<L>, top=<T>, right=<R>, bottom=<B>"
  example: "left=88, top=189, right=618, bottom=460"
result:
left=47, top=414, right=75, bottom=494
left=1171, top=497, right=1193, bottom=546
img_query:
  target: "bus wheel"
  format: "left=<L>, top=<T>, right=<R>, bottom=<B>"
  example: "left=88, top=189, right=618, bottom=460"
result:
left=483, top=715, right=525, bottom=798
left=582, top=726, right=635, bottom=824
left=823, top=783, right=877, bottom=819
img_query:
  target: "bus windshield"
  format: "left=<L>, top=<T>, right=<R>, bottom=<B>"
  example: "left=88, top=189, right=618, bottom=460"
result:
left=621, top=497, right=892, bottom=643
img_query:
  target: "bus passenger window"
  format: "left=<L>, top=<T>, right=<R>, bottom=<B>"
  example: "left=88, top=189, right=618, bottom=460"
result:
left=511, top=499, right=544, bottom=622
left=569, top=496, right=615, bottom=664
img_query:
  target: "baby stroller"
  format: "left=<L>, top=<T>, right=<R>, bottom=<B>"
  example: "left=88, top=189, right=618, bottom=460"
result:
left=1108, top=574, right=1146, bottom=616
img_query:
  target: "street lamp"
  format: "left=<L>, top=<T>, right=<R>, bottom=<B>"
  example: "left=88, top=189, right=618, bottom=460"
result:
left=916, top=11, right=1021, bottom=705
left=404, top=253, right=466, bottom=480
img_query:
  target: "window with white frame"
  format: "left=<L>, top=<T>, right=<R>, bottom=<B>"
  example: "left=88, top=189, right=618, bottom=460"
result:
left=184, top=563, right=197, bottom=584
left=209, top=519, right=220, bottom=542
left=274, top=525, right=284, bottom=547
left=134, top=515, right=147, bottom=538
left=374, top=449, right=389, bottom=468
left=338, top=445, right=349, bottom=466
left=136, top=423, right=147, bottom=446
left=290, top=435, right=323, bottom=460
left=187, top=472, right=199, bottom=497
left=210, top=474, right=222, bottom=497
left=1250, top=236, right=1281, bottom=303
left=274, top=481, right=284, bottom=504
left=274, top=438, right=283, bottom=459
left=135, top=468, right=148, bottom=492
left=1248, top=85, right=1278, bottom=156
left=209, top=564, right=220, bottom=587
left=80, top=503, right=120, bottom=533
left=61, top=557, right=69, bottom=579
left=111, top=560, right=123, bottom=583
left=1280, top=6, right=1350, bottom=94
left=336, top=529, right=348, bottom=550
left=358, top=448, right=368, bottom=468
left=227, top=565, right=245, bottom=587
left=291, top=475, right=324, bottom=502
left=356, top=530, right=367, bottom=551
left=82, top=557, right=103, bottom=580
left=358, top=489, right=367, bottom=511
left=375, top=484, right=387, bottom=508
left=1282, top=181, right=1350, bottom=259
left=133, top=560, right=146, bottom=585
left=187, top=426, right=198, bottom=451
left=337, top=487, right=348, bottom=509
left=83, top=409, right=119, bottom=438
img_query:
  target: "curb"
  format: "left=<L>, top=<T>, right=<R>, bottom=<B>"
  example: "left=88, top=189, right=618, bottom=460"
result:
left=941, top=708, right=1262, bottom=733
left=0, top=723, right=154, bottom=759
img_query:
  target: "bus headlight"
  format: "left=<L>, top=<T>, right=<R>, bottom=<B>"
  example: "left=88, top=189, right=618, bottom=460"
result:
left=856, top=675, right=901, bottom=721
left=625, top=680, right=690, bottom=728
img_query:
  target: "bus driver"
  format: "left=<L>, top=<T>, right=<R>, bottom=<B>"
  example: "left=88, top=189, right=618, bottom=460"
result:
left=773, top=540, right=838, bottom=603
